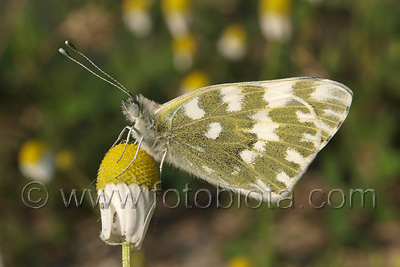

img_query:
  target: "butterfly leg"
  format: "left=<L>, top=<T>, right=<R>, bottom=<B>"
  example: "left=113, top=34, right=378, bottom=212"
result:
left=117, top=127, right=134, bottom=162
left=158, top=149, right=168, bottom=184
left=109, top=126, right=132, bottom=151
left=116, top=136, right=144, bottom=178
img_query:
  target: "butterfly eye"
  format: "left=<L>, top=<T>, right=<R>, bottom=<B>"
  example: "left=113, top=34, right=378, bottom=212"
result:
left=129, top=103, right=140, bottom=118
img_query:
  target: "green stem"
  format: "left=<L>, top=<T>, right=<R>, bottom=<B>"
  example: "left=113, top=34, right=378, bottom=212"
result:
left=122, top=242, right=131, bottom=267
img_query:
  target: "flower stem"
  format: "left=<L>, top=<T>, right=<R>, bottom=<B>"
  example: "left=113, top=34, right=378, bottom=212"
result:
left=122, top=242, right=131, bottom=267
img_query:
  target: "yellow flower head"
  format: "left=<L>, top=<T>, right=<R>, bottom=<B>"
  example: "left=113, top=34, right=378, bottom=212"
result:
left=18, top=139, right=54, bottom=182
left=259, top=0, right=292, bottom=15
left=172, top=33, right=195, bottom=54
left=217, top=24, right=247, bottom=61
left=122, top=0, right=152, bottom=11
left=229, top=255, right=253, bottom=267
left=55, top=149, right=74, bottom=171
left=19, top=140, right=49, bottom=164
left=259, top=0, right=292, bottom=41
left=171, top=33, right=196, bottom=70
left=180, top=70, right=210, bottom=94
left=122, top=0, right=153, bottom=37
left=97, top=143, right=158, bottom=190
left=162, top=0, right=190, bottom=14
left=224, top=24, right=247, bottom=42
left=162, top=0, right=191, bottom=37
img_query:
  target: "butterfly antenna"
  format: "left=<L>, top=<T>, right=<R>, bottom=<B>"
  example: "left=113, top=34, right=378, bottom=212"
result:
left=59, top=41, right=134, bottom=99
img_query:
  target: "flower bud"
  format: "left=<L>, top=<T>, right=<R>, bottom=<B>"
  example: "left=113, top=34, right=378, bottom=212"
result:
left=97, top=143, right=158, bottom=249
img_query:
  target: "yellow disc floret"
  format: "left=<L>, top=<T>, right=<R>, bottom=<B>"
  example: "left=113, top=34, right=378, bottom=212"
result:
left=97, top=143, right=158, bottom=190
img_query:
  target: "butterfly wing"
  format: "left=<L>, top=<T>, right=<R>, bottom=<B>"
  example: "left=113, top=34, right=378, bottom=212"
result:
left=154, top=77, right=352, bottom=202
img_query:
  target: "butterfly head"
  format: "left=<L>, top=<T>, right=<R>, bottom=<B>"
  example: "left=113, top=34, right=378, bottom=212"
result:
left=122, top=96, right=142, bottom=125
left=121, top=95, right=161, bottom=144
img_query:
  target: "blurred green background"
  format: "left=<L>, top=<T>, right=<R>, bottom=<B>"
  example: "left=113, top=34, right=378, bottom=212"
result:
left=1, top=0, right=400, bottom=266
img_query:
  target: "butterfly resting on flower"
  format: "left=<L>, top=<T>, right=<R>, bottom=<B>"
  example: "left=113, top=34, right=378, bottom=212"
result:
left=60, top=41, right=353, bottom=203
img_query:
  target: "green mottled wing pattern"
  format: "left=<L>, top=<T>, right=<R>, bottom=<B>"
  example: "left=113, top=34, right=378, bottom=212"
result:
left=154, top=77, right=352, bottom=201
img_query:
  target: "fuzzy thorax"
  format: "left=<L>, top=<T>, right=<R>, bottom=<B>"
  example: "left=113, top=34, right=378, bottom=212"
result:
left=121, top=95, right=166, bottom=161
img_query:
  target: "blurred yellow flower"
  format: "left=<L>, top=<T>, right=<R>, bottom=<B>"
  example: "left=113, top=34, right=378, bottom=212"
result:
left=123, top=0, right=151, bottom=10
left=260, top=0, right=291, bottom=14
left=55, top=149, right=74, bottom=171
left=162, top=0, right=190, bottom=13
left=259, top=0, right=292, bottom=41
left=171, top=33, right=196, bottom=71
left=97, top=143, right=158, bottom=249
left=162, top=0, right=191, bottom=37
left=122, top=0, right=153, bottom=37
left=18, top=139, right=54, bottom=183
left=180, top=70, right=210, bottom=94
left=217, top=24, right=247, bottom=61
left=229, top=255, right=253, bottom=267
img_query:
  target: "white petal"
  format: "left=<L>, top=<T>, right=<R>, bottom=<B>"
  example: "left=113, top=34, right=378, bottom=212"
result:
left=99, top=183, right=156, bottom=249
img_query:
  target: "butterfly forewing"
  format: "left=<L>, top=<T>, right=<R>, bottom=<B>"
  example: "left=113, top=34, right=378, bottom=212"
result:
left=154, top=77, right=352, bottom=201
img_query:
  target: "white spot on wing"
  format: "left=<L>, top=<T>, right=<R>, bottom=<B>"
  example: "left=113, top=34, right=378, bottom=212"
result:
left=240, top=150, right=258, bottom=165
left=205, top=122, right=222, bottom=140
left=253, top=141, right=267, bottom=152
left=250, top=110, right=272, bottom=122
left=184, top=96, right=205, bottom=119
left=310, top=84, right=348, bottom=103
left=301, top=133, right=320, bottom=144
left=263, top=83, right=293, bottom=107
left=285, top=148, right=306, bottom=166
left=319, top=121, right=334, bottom=133
left=310, top=84, right=332, bottom=101
left=323, top=108, right=344, bottom=118
left=221, top=86, right=243, bottom=112
left=229, top=97, right=243, bottom=112
left=296, top=110, right=315, bottom=123
left=250, top=123, right=280, bottom=141
left=276, top=171, right=291, bottom=186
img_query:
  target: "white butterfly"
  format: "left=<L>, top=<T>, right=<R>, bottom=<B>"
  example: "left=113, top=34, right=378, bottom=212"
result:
left=60, top=42, right=353, bottom=203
